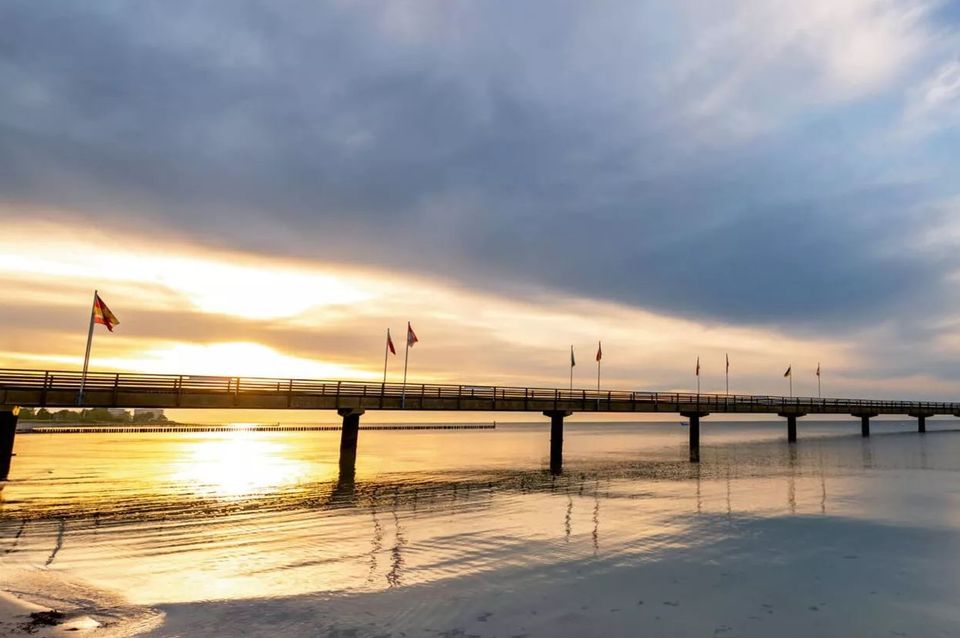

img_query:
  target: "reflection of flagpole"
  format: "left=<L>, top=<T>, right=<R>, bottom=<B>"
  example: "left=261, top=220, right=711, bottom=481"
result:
left=78, top=289, right=98, bottom=406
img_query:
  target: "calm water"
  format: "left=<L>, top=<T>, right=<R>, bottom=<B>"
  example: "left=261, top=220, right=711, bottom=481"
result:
left=3, top=419, right=960, bottom=636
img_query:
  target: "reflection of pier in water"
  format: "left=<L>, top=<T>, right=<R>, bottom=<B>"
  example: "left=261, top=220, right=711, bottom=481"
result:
left=7, top=432, right=936, bottom=528
left=12, top=430, right=960, bottom=578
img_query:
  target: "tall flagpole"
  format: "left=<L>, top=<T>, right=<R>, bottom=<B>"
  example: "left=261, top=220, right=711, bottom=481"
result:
left=596, top=341, right=601, bottom=408
left=78, top=289, right=98, bottom=406
left=789, top=366, right=793, bottom=398
left=696, top=356, right=700, bottom=394
left=402, top=331, right=410, bottom=408
left=569, top=345, right=574, bottom=391
left=383, top=329, right=390, bottom=384
left=725, top=354, right=729, bottom=395
left=817, top=363, right=821, bottom=399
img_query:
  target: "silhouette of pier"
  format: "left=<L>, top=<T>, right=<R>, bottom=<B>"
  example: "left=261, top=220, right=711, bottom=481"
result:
left=0, top=367, right=954, bottom=479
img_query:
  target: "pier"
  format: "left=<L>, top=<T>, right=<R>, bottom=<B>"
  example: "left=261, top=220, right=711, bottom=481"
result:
left=0, top=367, right=956, bottom=479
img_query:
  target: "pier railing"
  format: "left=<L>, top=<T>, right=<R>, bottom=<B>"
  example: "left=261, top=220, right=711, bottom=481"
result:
left=0, top=368, right=957, bottom=415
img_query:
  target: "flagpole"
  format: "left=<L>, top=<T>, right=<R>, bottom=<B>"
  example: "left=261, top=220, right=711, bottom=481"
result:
left=725, top=354, right=729, bottom=395
left=596, top=341, right=601, bottom=408
left=78, top=290, right=98, bottom=406
left=696, top=356, right=700, bottom=395
left=402, top=333, right=410, bottom=408
left=569, top=346, right=574, bottom=391
left=818, top=364, right=821, bottom=399
left=789, top=367, right=793, bottom=398
left=383, top=329, right=390, bottom=385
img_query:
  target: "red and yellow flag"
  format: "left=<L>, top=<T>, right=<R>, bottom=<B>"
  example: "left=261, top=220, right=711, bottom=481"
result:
left=93, top=293, right=119, bottom=332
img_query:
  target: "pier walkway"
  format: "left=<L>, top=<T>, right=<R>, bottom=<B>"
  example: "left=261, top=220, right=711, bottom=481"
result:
left=1, top=368, right=956, bottom=478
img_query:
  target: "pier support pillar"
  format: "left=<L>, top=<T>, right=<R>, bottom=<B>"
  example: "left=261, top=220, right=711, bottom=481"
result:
left=337, top=408, right=365, bottom=478
left=778, top=412, right=806, bottom=444
left=681, top=412, right=709, bottom=463
left=544, top=411, right=572, bottom=475
left=909, top=412, right=932, bottom=434
left=852, top=413, right=877, bottom=438
left=0, top=408, right=19, bottom=481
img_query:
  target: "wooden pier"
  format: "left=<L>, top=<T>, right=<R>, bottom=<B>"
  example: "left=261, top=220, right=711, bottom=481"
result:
left=0, top=367, right=956, bottom=479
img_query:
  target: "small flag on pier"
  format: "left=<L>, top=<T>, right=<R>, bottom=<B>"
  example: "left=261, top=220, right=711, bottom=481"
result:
left=726, top=353, right=730, bottom=372
left=407, top=322, right=418, bottom=347
left=784, top=365, right=792, bottom=377
left=93, top=293, right=119, bottom=332
left=816, top=363, right=821, bottom=377
left=696, top=356, right=700, bottom=376
left=387, top=329, right=396, bottom=355
left=570, top=346, right=576, bottom=367
left=596, top=341, right=602, bottom=362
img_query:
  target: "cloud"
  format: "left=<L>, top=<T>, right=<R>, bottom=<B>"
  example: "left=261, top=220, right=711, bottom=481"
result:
left=1, top=0, right=958, bottom=334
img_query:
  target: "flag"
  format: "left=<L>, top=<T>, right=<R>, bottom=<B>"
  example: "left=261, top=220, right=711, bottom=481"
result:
left=93, top=293, right=119, bottom=332
left=696, top=356, right=700, bottom=376
left=784, top=365, right=792, bottom=378
left=816, top=363, right=821, bottom=377
left=387, top=329, right=396, bottom=355
left=406, top=322, right=418, bottom=347
left=726, top=353, right=730, bottom=372
left=596, top=341, right=602, bottom=362
left=570, top=345, right=576, bottom=367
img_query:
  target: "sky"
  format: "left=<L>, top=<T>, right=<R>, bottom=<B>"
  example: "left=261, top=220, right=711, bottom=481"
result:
left=3, top=0, right=960, bottom=415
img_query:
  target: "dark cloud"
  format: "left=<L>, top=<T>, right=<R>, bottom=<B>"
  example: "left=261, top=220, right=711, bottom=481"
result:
left=3, top=1, right=959, bottom=330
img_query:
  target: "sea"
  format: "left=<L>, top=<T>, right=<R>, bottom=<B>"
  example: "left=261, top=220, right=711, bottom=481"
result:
left=2, top=420, right=960, bottom=637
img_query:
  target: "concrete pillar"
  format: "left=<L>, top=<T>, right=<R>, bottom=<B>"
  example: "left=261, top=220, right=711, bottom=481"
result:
left=860, top=415, right=870, bottom=438
left=543, top=411, right=572, bottom=475
left=918, top=415, right=927, bottom=434
left=681, top=412, right=708, bottom=463
left=0, top=409, right=18, bottom=481
left=337, top=408, right=364, bottom=478
left=777, top=412, right=805, bottom=443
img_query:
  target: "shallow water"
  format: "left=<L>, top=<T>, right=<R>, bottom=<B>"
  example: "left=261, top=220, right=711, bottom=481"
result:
left=3, top=419, right=960, bottom=636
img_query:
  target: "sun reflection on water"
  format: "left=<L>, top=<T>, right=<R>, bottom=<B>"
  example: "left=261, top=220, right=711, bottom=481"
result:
left=169, top=433, right=311, bottom=498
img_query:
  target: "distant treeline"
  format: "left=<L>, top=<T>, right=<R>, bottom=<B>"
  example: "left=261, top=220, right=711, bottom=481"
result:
left=20, top=407, right=171, bottom=424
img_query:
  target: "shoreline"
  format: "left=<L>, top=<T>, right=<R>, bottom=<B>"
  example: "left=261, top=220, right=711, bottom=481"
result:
left=0, top=569, right=162, bottom=638
left=0, top=588, right=102, bottom=637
